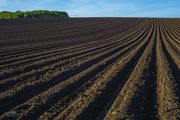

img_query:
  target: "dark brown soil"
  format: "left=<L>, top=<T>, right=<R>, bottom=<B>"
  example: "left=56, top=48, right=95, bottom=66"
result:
left=0, top=18, right=179, bottom=120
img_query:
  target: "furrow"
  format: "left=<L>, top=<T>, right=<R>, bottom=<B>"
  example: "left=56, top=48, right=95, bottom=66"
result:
left=0, top=20, right=146, bottom=79
left=0, top=20, right=149, bottom=91
left=49, top=20, right=153, bottom=120
left=104, top=19, right=157, bottom=120
left=162, top=20, right=180, bottom=52
left=1, top=19, right=148, bottom=82
left=156, top=20, right=180, bottom=120
left=0, top=19, right=150, bottom=118
left=37, top=21, right=153, bottom=120
left=160, top=21, right=180, bottom=89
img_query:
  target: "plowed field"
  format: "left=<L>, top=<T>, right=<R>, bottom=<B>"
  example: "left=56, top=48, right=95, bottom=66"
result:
left=0, top=18, right=180, bottom=120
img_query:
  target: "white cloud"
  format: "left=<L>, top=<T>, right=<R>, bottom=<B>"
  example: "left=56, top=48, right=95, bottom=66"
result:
left=65, top=0, right=138, bottom=17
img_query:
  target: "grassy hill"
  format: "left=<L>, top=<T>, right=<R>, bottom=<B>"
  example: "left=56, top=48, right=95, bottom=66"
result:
left=0, top=10, right=69, bottom=19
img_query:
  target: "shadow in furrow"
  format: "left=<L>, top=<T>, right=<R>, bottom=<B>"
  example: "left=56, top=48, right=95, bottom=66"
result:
left=160, top=28, right=180, bottom=95
left=143, top=37, right=158, bottom=120
left=0, top=37, right=140, bottom=115
left=126, top=34, right=158, bottom=120
left=75, top=31, right=152, bottom=120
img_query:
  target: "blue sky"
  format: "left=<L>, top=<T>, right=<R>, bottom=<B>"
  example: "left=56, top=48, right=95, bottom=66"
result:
left=0, top=0, right=179, bottom=17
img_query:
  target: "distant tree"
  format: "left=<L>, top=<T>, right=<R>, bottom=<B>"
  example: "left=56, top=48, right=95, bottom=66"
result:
left=0, top=10, right=69, bottom=19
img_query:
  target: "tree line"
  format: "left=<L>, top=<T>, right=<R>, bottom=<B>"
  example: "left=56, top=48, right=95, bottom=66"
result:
left=0, top=10, right=69, bottom=19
